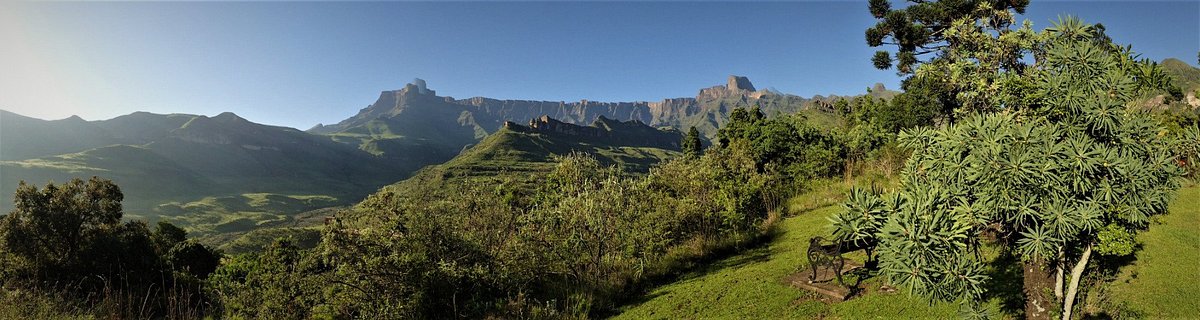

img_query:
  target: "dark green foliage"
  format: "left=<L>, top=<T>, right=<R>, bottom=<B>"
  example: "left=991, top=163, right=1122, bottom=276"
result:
left=833, top=17, right=1185, bottom=317
left=153, top=221, right=188, bottom=251
left=166, top=241, right=221, bottom=279
left=682, top=126, right=704, bottom=158
left=210, top=240, right=326, bottom=319
left=0, top=177, right=151, bottom=285
left=1173, top=125, right=1200, bottom=178
left=828, top=187, right=888, bottom=251
left=217, top=227, right=323, bottom=255
left=0, top=177, right=222, bottom=317
left=835, top=89, right=937, bottom=133
left=717, top=107, right=845, bottom=181
left=865, top=0, right=1029, bottom=74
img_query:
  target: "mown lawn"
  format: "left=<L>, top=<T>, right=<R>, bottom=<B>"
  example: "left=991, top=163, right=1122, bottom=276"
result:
left=612, top=204, right=967, bottom=319
left=614, top=184, right=1200, bottom=320
left=1104, top=184, right=1200, bottom=318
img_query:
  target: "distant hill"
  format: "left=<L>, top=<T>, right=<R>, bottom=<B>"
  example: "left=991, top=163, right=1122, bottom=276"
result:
left=1134, top=58, right=1200, bottom=108
left=0, top=110, right=411, bottom=225
left=379, top=115, right=683, bottom=195
left=1163, top=58, right=1200, bottom=92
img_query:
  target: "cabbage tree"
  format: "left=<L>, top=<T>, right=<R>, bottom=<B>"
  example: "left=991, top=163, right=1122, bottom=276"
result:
left=832, top=17, right=1181, bottom=319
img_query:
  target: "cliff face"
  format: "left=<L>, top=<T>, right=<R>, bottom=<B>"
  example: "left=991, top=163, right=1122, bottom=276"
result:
left=311, top=76, right=879, bottom=164
left=312, top=75, right=816, bottom=141
left=505, top=115, right=682, bottom=150
left=460, top=97, right=654, bottom=132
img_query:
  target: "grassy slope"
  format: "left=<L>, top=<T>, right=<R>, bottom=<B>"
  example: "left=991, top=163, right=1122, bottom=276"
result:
left=1105, top=184, right=1200, bottom=318
left=614, top=186, right=964, bottom=319
left=156, top=193, right=339, bottom=237
left=617, top=183, right=1200, bottom=319
left=383, top=127, right=681, bottom=197
left=1162, top=58, right=1200, bottom=91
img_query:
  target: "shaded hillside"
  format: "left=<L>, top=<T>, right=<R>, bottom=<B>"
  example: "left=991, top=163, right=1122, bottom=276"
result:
left=0, top=111, right=411, bottom=220
left=0, top=110, right=201, bottom=161
left=1, top=111, right=118, bottom=161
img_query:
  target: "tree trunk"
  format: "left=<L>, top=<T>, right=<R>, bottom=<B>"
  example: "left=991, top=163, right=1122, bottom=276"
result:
left=1062, top=243, right=1094, bottom=320
left=844, top=158, right=854, bottom=183
left=1055, top=250, right=1064, bottom=299
left=1023, top=258, right=1056, bottom=320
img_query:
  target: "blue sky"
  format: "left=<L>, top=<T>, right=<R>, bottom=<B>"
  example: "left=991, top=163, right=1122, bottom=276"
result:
left=1, top=1, right=1196, bottom=130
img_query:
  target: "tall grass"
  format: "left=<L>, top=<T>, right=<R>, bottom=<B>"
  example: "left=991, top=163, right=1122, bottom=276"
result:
left=0, top=275, right=214, bottom=319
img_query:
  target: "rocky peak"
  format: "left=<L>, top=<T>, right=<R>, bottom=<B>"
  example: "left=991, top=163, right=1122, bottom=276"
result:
left=727, top=75, right=756, bottom=93
left=402, top=78, right=436, bottom=96
left=212, top=112, right=247, bottom=123
left=527, top=115, right=606, bottom=138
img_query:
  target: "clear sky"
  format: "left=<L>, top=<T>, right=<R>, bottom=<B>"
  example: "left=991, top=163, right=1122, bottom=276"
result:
left=1, top=1, right=1196, bottom=130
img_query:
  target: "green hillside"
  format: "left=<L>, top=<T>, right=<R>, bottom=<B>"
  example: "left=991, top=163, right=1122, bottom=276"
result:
left=0, top=110, right=412, bottom=237
left=382, top=116, right=683, bottom=196
left=1163, top=58, right=1200, bottom=91
left=1, top=145, right=216, bottom=213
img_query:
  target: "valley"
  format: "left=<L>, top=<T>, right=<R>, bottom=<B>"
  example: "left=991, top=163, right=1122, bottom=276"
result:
left=2, top=75, right=863, bottom=243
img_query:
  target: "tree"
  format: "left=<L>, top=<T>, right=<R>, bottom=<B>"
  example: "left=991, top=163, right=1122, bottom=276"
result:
left=166, top=240, right=221, bottom=279
left=682, top=126, right=704, bottom=158
left=153, top=220, right=187, bottom=252
left=868, top=0, right=1045, bottom=124
left=834, top=17, right=1182, bottom=320
left=0, top=177, right=162, bottom=286
left=211, top=239, right=326, bottom=318
left=716, top=108, right=845, bottom=181
left=866, top=0, right=1030, bottom=74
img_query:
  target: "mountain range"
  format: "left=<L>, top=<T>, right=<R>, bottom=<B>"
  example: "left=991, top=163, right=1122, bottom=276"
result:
left=0, top=74, right=955, bottom=239
left=4, top=57, right=1198, bottom=240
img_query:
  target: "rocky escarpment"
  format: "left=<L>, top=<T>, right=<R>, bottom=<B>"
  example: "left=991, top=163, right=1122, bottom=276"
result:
left=521, top=115, right=607, bottom=138
left=311, top=76, right=894, bottom=163
left=460, top=97, right=654, bottom=131
left=504, top=115, right=682, bottom=150
left=313, top=76, right=822, bottom=138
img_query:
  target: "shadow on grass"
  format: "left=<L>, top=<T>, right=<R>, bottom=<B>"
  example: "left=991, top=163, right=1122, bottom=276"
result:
left=597, top=225, right=783, bottom=317
left=983, top=248, right=1025, bottom=316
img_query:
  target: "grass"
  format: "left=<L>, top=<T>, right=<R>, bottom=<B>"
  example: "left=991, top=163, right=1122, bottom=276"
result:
left=613, top=205, right=963, bottom=319
left=613, top=184, right=967, bottom=319
left=1102, top=184, right=1200, bottom=318
left=616, top=181, right=1200, bottom=319
left=216, top=226, right=323, bottom=254
left=156, top=193, right=340, bottom=237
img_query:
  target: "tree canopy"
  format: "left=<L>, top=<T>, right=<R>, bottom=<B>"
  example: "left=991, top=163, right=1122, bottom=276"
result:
left=835, top=15, right=1183, bottom=319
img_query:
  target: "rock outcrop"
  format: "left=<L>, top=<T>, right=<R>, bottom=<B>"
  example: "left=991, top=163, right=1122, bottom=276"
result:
left=527, top=115, right=606, bottom=138
left=728, top=75, right=756, bottom=92
left=506, top=115, right=682, bottom=150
